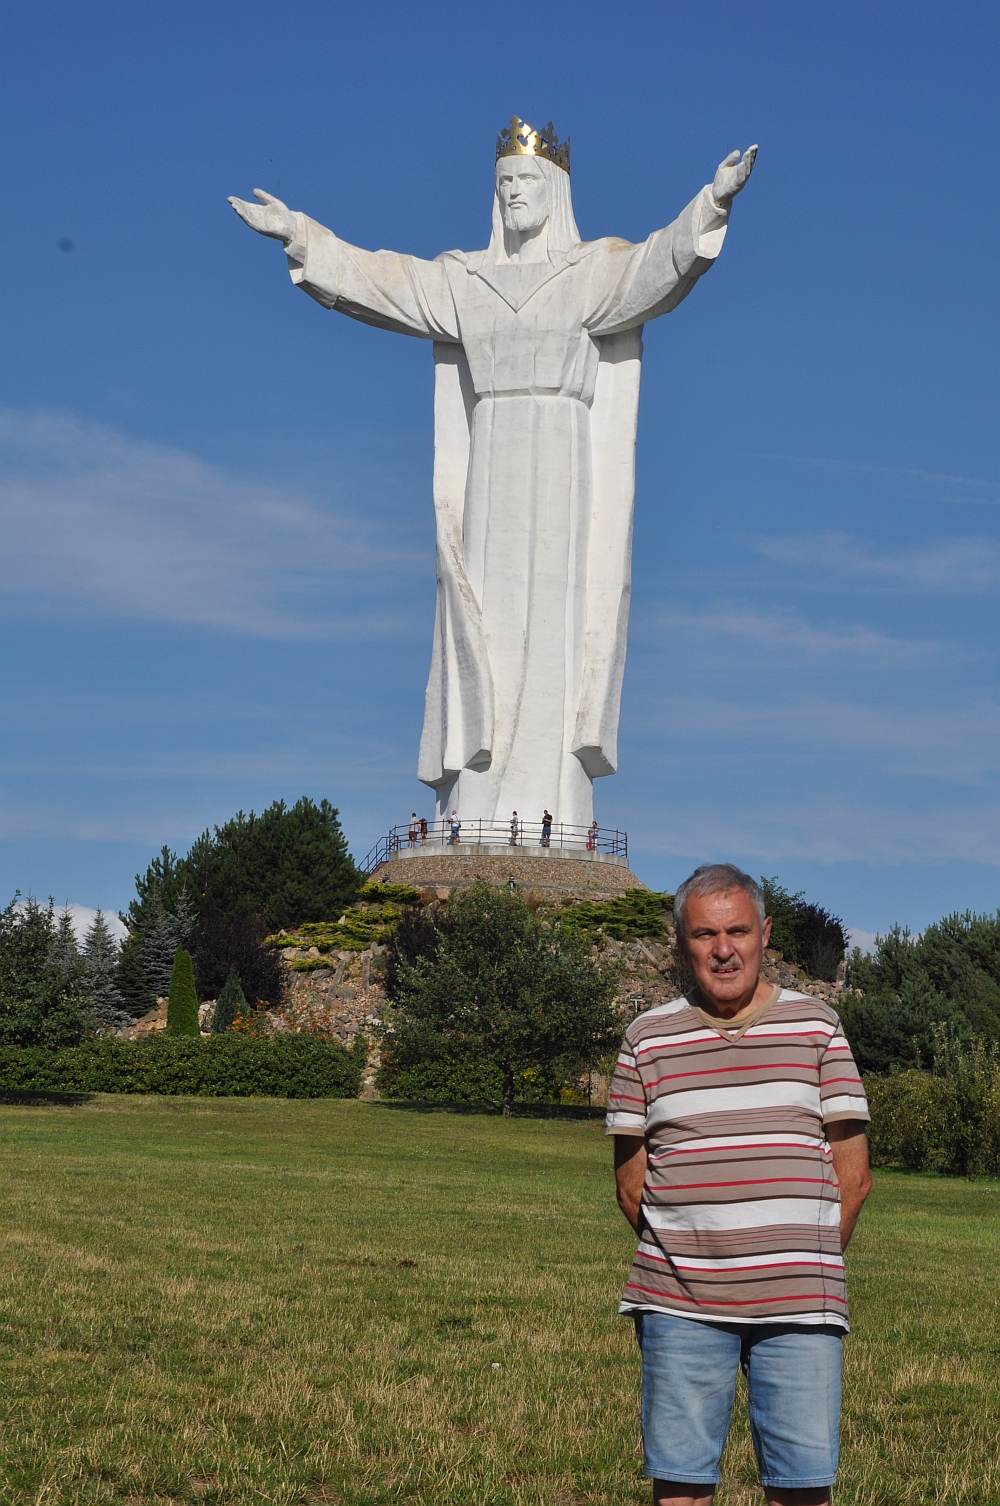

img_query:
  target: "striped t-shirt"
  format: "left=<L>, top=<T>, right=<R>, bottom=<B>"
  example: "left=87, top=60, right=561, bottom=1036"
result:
left=606, top=986, right=869, bottom=1329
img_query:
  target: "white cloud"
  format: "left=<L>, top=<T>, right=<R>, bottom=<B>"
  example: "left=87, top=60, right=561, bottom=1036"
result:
left=846, top=928, right=879, bottom=955
left=752, top=531, right=1000, bottom=593
left=0, top=407, right=428, bottom=637
left=63, top=904, right=128, bottom=942
left=13, top=899, right=127, bottom=942
left=626, top=795, right=1000, bottom=867
left=756, top=455, right=1000, bottom=508
left=640, top=604, right=939, bottom=666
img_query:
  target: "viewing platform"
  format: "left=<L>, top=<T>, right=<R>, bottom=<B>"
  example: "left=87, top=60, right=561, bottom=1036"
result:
left=362, top=821, right=646, bottom=904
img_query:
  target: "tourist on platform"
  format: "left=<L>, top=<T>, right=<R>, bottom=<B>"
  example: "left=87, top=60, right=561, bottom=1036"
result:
left=408, top=813, right=419, bottom=847
left=587, top=819, right=599, bottom=851
left=509, top=811, right=519, bottom=845
left=607, top=863, right=871, bottom=1506
left=541, top=810, right=553, bottom=847
left=449, top=810, right=461, bottom=844
left=419, top=815, right=428, bottom=846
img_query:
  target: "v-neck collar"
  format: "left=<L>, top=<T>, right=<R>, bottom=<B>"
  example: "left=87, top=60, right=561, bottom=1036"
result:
left=689, top=983, right=782, bottom=1044
left=470, top=259, right=568, bottom=312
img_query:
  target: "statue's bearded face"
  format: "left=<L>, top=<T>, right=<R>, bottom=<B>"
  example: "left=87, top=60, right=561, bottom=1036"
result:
left=496, top=157, right=548, bottom=234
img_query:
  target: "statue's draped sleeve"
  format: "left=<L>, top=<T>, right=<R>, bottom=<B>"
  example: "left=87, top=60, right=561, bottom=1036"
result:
left=585, top=186, right=730, bottom=334
left=284, top=214, right=461, bottom=341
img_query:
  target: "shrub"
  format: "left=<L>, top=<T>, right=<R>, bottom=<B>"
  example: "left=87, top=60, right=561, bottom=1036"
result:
left=0, top=1033, right=364, bottom=1098
left=865, top=1071, right=963, bottom=1173
left=553, top=889, right=673, bottom=943
left=864, top=1028, right=1000, bottom=1177
left=167, top=948, right=200, bottom=1036
left=380, top=1058, right=567, bottom=1104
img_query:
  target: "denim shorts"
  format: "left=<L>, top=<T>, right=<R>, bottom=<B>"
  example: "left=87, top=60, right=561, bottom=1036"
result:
left=634, top=1311, right=842, bottom=1490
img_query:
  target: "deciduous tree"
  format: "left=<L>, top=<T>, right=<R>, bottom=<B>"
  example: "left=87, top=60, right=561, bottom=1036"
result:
left=382, top=883, right=621, bottom=1114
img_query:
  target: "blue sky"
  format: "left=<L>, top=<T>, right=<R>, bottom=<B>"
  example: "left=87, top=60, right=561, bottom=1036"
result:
left=1, top=0, right=997, bottom=939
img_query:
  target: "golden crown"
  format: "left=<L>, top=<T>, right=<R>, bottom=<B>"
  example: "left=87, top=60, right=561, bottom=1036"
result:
left=496, top=116, right=570, bottom=175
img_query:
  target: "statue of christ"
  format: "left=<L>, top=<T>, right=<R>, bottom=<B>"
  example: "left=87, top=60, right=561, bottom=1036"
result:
left=230, top=119, right=756, bottom=831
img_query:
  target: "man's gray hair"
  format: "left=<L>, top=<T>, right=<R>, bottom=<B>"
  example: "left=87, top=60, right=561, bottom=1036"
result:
left=673, top=863, right=766, bottom=940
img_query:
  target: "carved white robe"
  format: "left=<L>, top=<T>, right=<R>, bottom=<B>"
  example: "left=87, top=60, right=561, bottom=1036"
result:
left=284, top=187, right=728, bottom=829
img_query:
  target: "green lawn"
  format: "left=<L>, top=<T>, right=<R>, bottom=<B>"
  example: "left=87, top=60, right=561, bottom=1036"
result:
left=0, top=1097, right=996, bottom=1506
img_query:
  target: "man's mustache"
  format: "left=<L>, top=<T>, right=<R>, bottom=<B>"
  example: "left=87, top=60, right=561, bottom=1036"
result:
left=709, top=956, right=741, bottom=972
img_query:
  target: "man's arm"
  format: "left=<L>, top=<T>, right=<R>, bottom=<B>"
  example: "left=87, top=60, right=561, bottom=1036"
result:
left=827, top=1120, right=872, bottom=1250
left=613, top=1134, right=647, bottom=1234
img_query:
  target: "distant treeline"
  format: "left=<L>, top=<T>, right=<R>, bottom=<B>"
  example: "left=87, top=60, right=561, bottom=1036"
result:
left=0, top=797, right=360, bottom=1047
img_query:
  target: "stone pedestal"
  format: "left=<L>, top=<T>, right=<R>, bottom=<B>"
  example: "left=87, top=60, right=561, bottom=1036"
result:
left=370, top=843, right=648, bottom=904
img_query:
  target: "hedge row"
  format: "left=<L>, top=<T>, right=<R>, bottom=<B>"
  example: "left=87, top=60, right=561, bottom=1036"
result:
left=866, top=1069, right=1000, bottom=1177
left=378, top=1058, right=565, bottom=1104
left=0, top=1033, right=364, bottom=1099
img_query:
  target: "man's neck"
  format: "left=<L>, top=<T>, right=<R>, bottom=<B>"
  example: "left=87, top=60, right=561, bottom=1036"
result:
left=694, top=974, right=776, bottom=1021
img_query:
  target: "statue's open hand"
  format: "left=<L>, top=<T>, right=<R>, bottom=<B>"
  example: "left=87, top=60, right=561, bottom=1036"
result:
left=228, top=189, right=296, bottom=243
left=712, top=145, right=757, bottom=207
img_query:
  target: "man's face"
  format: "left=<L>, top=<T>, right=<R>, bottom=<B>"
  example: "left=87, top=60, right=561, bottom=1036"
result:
left=496, top=157, right=548, bottom=234
left=680, top=887, right=772, bottom=1012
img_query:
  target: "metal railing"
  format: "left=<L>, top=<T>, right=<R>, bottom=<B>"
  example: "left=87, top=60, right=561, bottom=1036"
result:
left=361, top=819, right=627, bottom=875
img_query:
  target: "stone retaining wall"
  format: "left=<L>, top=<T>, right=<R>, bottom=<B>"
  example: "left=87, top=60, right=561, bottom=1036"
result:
left=370, top=848, right=648, bottom=903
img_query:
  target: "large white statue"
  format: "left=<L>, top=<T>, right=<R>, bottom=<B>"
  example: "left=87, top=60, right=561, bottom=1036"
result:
left=231, top=119, right=755, bottom=832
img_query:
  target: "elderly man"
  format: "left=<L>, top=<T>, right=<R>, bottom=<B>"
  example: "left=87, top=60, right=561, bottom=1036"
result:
left=607, top=864, right=871, bottom=1506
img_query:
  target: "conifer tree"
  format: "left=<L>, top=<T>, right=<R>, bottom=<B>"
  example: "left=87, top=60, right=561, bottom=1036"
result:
left=170, top=886, right=198, bottom=950
left=82, top=910, right=132, bottom=1031
left=49, top=908, right=80, bottom=972
left=115, top=932, right=155, bottom=1017
left=142, top=892, right=180, bottom=999
left=211, top=965, right=246, bottom=1033
left=0, top=895, right=89, bottom=1047
left=166, top=946, right=200, bottom=1036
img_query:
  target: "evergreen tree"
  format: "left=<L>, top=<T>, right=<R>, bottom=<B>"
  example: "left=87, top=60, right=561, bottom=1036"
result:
left=170, top=886, right=198, bottom=950
left=179, top=797, right=359, bottom=929
left=141, top=891, right=181, bottom=999
left=124, top=846, right=189, bottom=932
left=81, top=910, right=132, bottom=1032
left=211, top=966, right=247, bottom=1033
left=49, top=907, right=80, bottom=972
left=166, top=947, right=200, bottom=1036
left=115, top=932, right=155, bottom=1017
left=843, top=910, right=1000, bottom=1074
left=760, top=877, right=847, bottom=982
left=0, top=895, right=89, bottom=1047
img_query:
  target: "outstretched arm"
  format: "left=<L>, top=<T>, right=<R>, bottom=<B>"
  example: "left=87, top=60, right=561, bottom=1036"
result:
left=711, top=145, right=757, bottom=209
left=229, top=188, right=296, bottom=242
left=228, top=187, right=460, bottom=341
left=588, top=145, right=757, bottom=335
